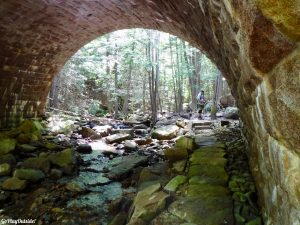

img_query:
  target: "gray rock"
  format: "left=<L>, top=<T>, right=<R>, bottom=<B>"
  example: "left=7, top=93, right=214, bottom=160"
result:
left=151, top=125, right=180, bottom=140
left=224, top=107, right=239, bottom=119
left=124, top=140, right=138, bottom=150
left=77, top=144, right=92, bottom=154
left=106, top=134, right=132, bottom=144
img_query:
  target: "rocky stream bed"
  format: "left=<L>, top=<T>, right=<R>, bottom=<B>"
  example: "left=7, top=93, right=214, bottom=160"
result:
left=0, top=113, right=262, bottom=225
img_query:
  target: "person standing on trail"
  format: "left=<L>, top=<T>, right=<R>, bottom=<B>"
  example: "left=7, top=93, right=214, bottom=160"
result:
left=196, top=90, right=206, bottom=118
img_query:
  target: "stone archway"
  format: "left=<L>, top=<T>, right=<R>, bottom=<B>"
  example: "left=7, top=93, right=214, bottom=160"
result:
left=0, top=0, right=299, bottom=224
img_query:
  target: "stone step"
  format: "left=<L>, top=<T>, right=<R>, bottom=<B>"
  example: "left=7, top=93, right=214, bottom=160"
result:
left=193, top=125, right=212, bottom=130
left=191, top=120, right=212, bottom=126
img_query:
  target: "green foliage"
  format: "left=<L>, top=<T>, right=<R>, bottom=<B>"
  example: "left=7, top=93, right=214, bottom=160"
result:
left=50, top=28, right=221, bottom=116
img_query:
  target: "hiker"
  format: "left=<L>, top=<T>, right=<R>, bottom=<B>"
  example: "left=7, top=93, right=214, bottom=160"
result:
left=196, top=90, right=206, bottom=119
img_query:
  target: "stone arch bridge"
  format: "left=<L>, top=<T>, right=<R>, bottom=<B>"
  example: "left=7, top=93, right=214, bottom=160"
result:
left=0, top=1, right=299, bottom=224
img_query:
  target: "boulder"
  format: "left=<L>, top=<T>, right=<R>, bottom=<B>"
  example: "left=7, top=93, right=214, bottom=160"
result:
left=135, top=138, right=152, bottom=145
left=89, top=140, right=119, bottom=155
left=129, top=183, right=169, bottom=223
left=48, top=148, right=76, bottom=174
left=2, top=177, right=27, bottom=191
left=77, top=144, right=93, bottom=154
left=106, top=134, right=132, bottom=144
left=22, top=156, right=51, bottom=173
left=0, top=138, right=16, bottom=155
left=106, top=154, right=148, bottom=180
left=79, top=127, right=100, bottom=139
left=175, top=136, right=196, bottom=153
left=93, top=125, right=112, bottom=136
left=124, top=140, right=138, bottom=150
left=0, top=163, right=11, bottom=176
left=164, top=175, right=187, bottom=192
left=176, top=120, right=186, bottom=128
left=151, top=125, right=180, bottom=140
left=164, top=148, right=188, bottom=162
left=13, top=169, right=45, bottom=182
left=18, top=120, right=44, bottom=134
left=224, top=107, right=239, bottom=119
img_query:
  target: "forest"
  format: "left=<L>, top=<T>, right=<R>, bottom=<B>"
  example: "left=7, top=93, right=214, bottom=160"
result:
left=48, top=29, right=231, bottom=121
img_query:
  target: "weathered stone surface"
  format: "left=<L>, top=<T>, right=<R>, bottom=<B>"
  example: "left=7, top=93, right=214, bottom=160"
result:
left=13, top=169, right=45, bottom=182
left=151, top=125, right=180, bottom=140
left=2, top=177, right=27, bottom=191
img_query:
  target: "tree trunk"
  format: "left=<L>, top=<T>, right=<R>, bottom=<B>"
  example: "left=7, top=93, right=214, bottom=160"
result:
left=123, top=41, right=135, bottom=117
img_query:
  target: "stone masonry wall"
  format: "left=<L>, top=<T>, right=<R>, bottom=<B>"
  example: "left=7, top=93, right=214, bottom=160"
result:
left=0, top=0, right=299, bottom=224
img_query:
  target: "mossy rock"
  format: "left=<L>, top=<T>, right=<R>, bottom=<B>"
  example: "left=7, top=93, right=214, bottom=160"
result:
left=164, top=175, right=187, bottom=192
left=188, top=164, right=228, bottom=182
left=0, top=138, right=16, bottom=155
left=18, top=120, right=44, bottom=134
left=168, top=196, right=234, bottom=225
left=2, top=177, right=27, bottom=191
left=190, top=156, right=227, bottom=167
left=189, top=176, right=227, bottom=186
left=129, top=183, right=169, bottom=223
left=191, top=147, right=225, bottom=159
left=175, top=136, right=197, bottom=153
left=13, top=169, right=45, bottom=182
left=165, top=147, right=188, bottom=162
left=0, top=163, right=11, bottom=176
left=22, top=156, right=50, bottom=173
left=48, top=148, right=76, bottom=174
left=185, top=183, right=230, bottom=198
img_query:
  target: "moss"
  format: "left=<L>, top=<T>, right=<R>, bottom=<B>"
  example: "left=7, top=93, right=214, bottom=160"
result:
left=0, top=138, right=16, bottom=155
left=175, top=136, right=197, bottom=153
left=164, top=175, right=187, bottom=192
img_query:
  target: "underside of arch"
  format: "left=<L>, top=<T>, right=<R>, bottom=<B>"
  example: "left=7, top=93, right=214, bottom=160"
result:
left=0, top=0, right=299, bottom=224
